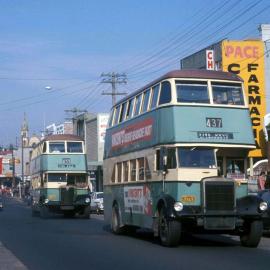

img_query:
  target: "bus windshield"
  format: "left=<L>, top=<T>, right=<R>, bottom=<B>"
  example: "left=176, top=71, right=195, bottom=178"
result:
left=178, top=148, right=216, bottom=168
left=212, top=83, right=244, bottom=105
left=176, top=82, right=209, bottom=103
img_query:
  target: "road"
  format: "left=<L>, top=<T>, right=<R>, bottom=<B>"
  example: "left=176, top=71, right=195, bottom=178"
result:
left=0, top=197, right=270, bottom=270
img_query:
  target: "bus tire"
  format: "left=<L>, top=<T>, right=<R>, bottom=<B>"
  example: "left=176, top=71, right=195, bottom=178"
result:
left=159, top=207, right=181, bottom=247
left=40, top=205, right=49, bottom=219
left=240, top=220, right=263, bottom=248
left=111, top=204, right=124, bottom=234
left=82, top=206, right=91, bottom=219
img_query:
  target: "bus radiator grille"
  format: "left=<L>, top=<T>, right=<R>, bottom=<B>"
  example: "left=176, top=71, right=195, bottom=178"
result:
left=60, top=187, right=75, bottom=205
left=204, top=181, right=235, bottom=212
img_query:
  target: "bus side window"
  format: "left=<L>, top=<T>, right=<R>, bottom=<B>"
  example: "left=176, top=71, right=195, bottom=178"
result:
left=141, top=89, right=151, bottom=113
left=119, top=102, right=127, bottom=123
left=42, top=142, right=47, bottom=153
left=159, top=81, right=171, bottom=105
left=145, top=158, right=152, bottom=179
left=111, top=164, right=116, bottom=183
left=108, top=108, right=115, bottom=127
left=156, top=150, right=161, bottom=171
left=126, top=98, right=135, bottom=120
left=138, top=157, right=145, bottom=181
left=123, top=161, right=129, bottom=182
left=167, top=148, right=176, bottom=169
left=117, top=163, right=122, bottom=183
left=150, top=84, right=160, bottom=110
left=113, top=105, right=121, bottom=125
left=134, top=94, right=142, bottom=116
left=130, top=159, right=137, bottom=181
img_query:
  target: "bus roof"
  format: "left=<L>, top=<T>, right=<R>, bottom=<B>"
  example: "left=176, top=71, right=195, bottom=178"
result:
left=42, top=134, right=84, bottom=142
left=115, top=69, right=243, bottom=107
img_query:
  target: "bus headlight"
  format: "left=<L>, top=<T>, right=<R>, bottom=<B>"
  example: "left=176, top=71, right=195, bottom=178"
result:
left=85, top=197, right=90, bottom=204
left=44, top=199, right=49, bottom=204
left=174, top=202, right=184, bottom=212
left=259, top=201, right=268, bottom=212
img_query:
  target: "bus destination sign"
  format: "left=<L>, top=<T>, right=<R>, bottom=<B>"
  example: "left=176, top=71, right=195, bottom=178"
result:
left=197, top=131, right=233, bottom=140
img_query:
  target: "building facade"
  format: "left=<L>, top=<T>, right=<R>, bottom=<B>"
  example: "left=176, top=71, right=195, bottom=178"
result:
left=73, top=112, right=109, bottom=191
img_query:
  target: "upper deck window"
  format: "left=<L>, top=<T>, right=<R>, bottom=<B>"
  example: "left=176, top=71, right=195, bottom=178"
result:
left=178, top=148, right=216, bottom=168
left=133, top=94, right=142, bottom=116
left=126, top=98, right=135, bottom=120
left=49, top=142, right=65, bottom=153
left=108, top=109, right=114, bottom=127
left=67, top=142, right=83, bottom=153
left=212, top=83, right=244, bottom=105
left=119, top=102, right=128, bottom=123
left=176, top=81, right=209, bottom=103
left=113, top=105, right=121, bottom=125
left=159, top=81, right=171, bottom=105
left=150, top=84, right=159, bottom=110
left=42, top=142, right=47, bottom=153
left=141, top=89, right=151, bottom=113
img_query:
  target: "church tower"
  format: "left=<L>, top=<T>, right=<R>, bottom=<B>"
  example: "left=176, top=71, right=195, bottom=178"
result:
left=21, top=113, right=29, bottom=147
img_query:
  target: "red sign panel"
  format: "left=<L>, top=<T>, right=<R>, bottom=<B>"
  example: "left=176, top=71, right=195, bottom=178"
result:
left=112, top=118, right=153, bottom=149
left=206, top=50, right=214, bottom=70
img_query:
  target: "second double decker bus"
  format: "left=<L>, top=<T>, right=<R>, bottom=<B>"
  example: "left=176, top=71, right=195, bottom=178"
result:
left=30, top=134, right=91, bottom=218
left=103, top=69, right=267, bottom=248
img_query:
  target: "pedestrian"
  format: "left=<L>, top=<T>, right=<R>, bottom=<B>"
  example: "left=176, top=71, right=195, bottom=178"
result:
left=258, top=171, right=266, bottom=191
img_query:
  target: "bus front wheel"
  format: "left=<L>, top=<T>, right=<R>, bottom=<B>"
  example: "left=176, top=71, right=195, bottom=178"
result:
left=240, top=220, right=263, bottom=248
left=111, top=204, right=124, bottom=234
left=159, top=207, right=181, bottom=247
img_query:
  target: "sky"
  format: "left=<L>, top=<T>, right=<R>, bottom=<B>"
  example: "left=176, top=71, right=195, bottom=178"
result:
left=0, top=0, right=269, bottom=146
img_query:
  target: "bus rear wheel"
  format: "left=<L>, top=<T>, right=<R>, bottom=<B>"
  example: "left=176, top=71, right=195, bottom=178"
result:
left=240, top=220, right=263, bottom=248
left=111, top=204, right=124, bottom=234
left=159, top=207, right=181, bottom=247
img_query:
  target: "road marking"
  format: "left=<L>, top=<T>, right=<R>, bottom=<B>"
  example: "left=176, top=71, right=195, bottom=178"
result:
left=0, top=241, right=28, bottom=270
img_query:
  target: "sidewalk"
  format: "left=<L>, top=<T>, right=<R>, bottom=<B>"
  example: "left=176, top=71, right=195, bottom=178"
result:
left=0, top=242, right=28, bottom=270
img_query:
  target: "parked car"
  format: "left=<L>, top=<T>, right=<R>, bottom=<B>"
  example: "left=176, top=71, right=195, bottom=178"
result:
left=90, top=192, right=104, bottom=214
left=0, top=197, right=3, bottom=210
left=258, top=190, right=270, bottom=230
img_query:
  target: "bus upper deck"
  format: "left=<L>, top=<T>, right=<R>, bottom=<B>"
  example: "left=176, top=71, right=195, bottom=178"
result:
left=104, top=70, right=254, bottom=178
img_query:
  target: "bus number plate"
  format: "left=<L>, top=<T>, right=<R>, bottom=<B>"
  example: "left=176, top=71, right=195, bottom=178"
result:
left=181, top=195, right=196, bottom=203
left=206, top=118, right=222, bottom=128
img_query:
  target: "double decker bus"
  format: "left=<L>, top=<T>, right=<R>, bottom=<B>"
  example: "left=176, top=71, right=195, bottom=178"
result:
left=30, top=134, right=91, bottom=218
left=103, top=70, right=268, bottom=247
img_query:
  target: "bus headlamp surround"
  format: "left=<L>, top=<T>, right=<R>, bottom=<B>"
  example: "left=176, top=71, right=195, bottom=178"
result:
left=259, top=201, right=268, bottom=212
left=174, top=202, right=184, bottom=212
left=85, top=197, right=90, bottom=204
left=44, top=199, right=49, bottom=204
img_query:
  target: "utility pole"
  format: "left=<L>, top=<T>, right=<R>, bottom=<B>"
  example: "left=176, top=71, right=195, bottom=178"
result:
left=65, top=107, right=87, bottom=119
left=101, top=72, right=127, bottom=106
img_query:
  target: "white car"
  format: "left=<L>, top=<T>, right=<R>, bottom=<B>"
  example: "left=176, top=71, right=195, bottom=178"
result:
left=90, top=192, right=104, bottom=214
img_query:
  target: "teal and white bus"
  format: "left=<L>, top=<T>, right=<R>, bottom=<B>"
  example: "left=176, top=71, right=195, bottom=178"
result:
left=103, top=70, right=268, bottom=247
left=30, top=134, right=91, bottom=218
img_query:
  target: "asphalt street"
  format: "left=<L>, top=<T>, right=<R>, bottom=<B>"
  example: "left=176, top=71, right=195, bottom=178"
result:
left=0, top=197, right=270, bottom=270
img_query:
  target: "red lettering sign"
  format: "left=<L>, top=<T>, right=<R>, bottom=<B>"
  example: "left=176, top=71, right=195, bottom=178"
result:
left=112, top=118, right=153, bottom=149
